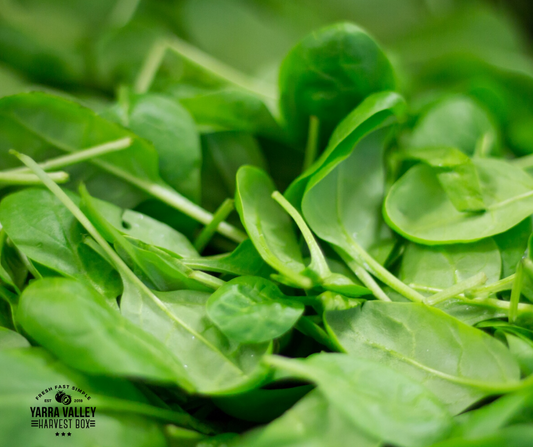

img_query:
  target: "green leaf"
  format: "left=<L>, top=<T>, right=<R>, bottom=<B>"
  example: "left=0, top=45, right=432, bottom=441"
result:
left=400, top=239, right=501, bottom=292
left=0, top=188, right=122, bottom=302
left=302, top=128, right=396, bottom=263
left=206, top=276, right=304, bottom=344
left=235, top=389, right=379, bottom=447
left=0, top=348, right=171, bottom=447
left=177, top=87, right=282, bottom=138
left=0, top=326, right=29, bottom=349
left=235, top=165, right=311, bottom=288
left=79, top=194, right=199, bottom=258
left=325, top=301, right=520, bottom=413
left=121, top=280, right=271, bottom=395
left=0, top=92, right=244, bottom=242
left=105, top=91, right=202, bottom=202
left=410, top=95, right=498, bottom=156
left=182, top=239, right=273, bottom=279
left=494, top=218, right=532, bottom=278
left=17, top=277, right=193, bottom=388
left=279, top=22, right=395, bottom=145
left=285, top=90, right=405, bottom=207
left=267, top=353, right=453, bottom=447
left=384, top=158, right=533, bottom=244
left=398, top=146, right=485, bottom=212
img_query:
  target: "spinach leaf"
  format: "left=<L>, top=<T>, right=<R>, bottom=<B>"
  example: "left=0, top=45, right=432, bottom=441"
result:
left=279, top=23, right=395, bottom=145
left=302, top=128, right=396, bottom=263
left=235, top=165, right=311, bottom=288
left=0, top=326, right=29, bottom=349
left=384, top=158, right=533, bottom=244
left=17, top=277, right=193, bottom=388
left=0, top=347, right=191, bottom=447
left=104, top=90, right=202, bottom=202
left=494, top=218, right=532, bottom=277
left=235, top=389, right=379, bottom=447
left=182, top=239, right=273, bottom=279
left=285, top=90, right=405, bottom=206
left=207, top=276, right=304, bottom=343
left=400, top=239, right=501, bottom=291
left=398, top=146, right=485, bottom=212
left=325, top=301, right=520, bottom=413
left=0, top=188, right=122, bottom=301
left=0, top=92, right=245, bottom=242
left=79, top=194, right=199, bottom=258
left=267, top=353, right=453, bottom=447
left=177, top=87, right=282, bottom=138
left=121, top=280, right=271, bottom=394
left=409, top=95, right=498, bottom=156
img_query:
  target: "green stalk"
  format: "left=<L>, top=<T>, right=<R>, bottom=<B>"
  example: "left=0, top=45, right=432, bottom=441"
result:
left=346, top=239, right=425, bottom=302
left=295, top=316, right=339, bottom=351
left=166, top=38, right=277, bottom=101
left=509, top=261, right=524, bottom=323
left=272, top=191, right=330, bottom=278
left=335, top=248, right=391, bottom=302
left=302, top=116, right=320, bottom=172
left=0, top=171, right=68, bottom=185
left=427, top=272, right=487, bottom=305
left=194, top=198, right=236, bottom=253
left=6, top=138, right=131, bottom=174
left=134, top=40, right=168, bottom=94
left=187, top=271, right=225, bottom=290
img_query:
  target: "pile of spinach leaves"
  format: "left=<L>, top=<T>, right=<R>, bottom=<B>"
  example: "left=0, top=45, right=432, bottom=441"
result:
left=3, top=1, right=533, bottom=446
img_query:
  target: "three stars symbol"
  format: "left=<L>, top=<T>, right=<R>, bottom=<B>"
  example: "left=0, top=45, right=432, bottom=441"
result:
left=55, top=432, right=71, bottom=437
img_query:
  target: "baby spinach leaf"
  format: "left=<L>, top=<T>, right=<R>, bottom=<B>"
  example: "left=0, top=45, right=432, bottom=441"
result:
left=494, top=218, right=532, bottom=277
left=431, top=425, right=533, bottom=447
left=0, top=188, right=122, bottom=301
left=202, top=131, right=267, bottom=213
left=325, top=301, right=520, bottom=413
left=235, top=165, right=311, bottom=288
left=234, top=389, right=379, bottom=447
left=267, top=353, right=453, bottom=447
left=0, top=347, right=183, bottom=447
left=499, top=332, right=533, bottom=376
left=400, top=239, right=502, bottom=292
left=398, top=146, right=485, bottom=212
left=17, top=277, right=194, bottom=388
left=0, top=92, right=245, bottom=242
left=279, top=22, right=395, bottom=145
left=121, top=281, right=271, bottom=395
left=0, top=229, right=27, bottom=293
left=182, top=239, right=273, bottom=279
left=410, top=95, right=498, bottom=156
left=302, top=128, right=395, bottom=263
left=177, top=87, right=282, bottom=138
left=206, top=276, right=304, bottom=344
left=104, top=90, right=202, bottom=202
left=80, top=194, right=199, bottom=258
left=0, top=326, right=29, bottom=349
left=384, top=158, right=533, bottom=244
left=285, top=90, right=405, bottom=207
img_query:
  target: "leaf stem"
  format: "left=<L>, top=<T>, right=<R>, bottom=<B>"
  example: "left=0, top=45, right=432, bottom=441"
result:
left=509, top=260, right=524, bottom=323
left=146, top=183, right=247, bottom=243
left=272, top=191, right=330, bottom=278
left=295, top=316, right=339, bottom=351
left=134, top=40, right=169, bottom=94
left=346, top=239, right=425, bottom=302
left=302, top=116, right=320, bottom=172
left=166, top=38, right=277, bottom=101
left=187, top=271, right=225, bottom=290
left=0, top=171, right=68, bottom=185
left=334, top=248, right=391, bottom=302
left=427, top=272, right=488, bottom=305
left=194, top=199, right=235, bottom=253
left=6, top=138, right=131, bottom=174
